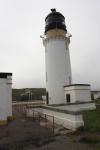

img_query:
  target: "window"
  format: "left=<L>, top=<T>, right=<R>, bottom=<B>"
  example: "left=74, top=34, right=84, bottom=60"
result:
left=46, top=72, right=48, bottom=82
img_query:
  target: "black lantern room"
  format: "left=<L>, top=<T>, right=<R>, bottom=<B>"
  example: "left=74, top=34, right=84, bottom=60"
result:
left=45, top=9, right=67, bottom=33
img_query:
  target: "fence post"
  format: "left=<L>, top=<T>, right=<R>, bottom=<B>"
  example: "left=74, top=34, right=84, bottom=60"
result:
left=33, top=111, right=34, bottom=120
left=45, top=114, right=47, bottom=128
left=38, top=112, right=40, bottom=125
left=52, top=116, right=54, bottom=135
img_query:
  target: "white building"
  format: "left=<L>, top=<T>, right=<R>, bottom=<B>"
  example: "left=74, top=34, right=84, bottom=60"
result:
left=91, top=91, right=100, bottom=100
left=64, top=84, right=91, bottom=103
left=0, top=73, right=12, bottom=125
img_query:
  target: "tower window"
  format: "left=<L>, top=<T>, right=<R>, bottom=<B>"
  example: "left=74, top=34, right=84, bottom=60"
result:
left=46, top=72, right=48, bottom=82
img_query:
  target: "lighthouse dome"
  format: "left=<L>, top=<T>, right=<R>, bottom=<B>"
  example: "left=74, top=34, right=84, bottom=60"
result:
left=45, top=9, right=67, bottom=33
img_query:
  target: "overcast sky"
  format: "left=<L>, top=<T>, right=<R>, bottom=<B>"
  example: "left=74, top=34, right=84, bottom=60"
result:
left=0, top=0, right=99, bottom=90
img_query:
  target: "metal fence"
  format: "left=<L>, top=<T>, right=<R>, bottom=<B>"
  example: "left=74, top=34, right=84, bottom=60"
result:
left=33, top=110, right=55, bottom=135
left=13, top=105, right=55, bottom=135
left=13, top=104, right=27, bottom=115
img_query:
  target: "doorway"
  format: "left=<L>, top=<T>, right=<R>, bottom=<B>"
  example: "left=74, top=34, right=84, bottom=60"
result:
left=66, top=94, right=70, bottom=103
left=46, top=91, right=49, bottom=104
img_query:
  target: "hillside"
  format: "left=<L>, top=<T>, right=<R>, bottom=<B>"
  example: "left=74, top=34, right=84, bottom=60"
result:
left=12, top=88, right=46, bottom=101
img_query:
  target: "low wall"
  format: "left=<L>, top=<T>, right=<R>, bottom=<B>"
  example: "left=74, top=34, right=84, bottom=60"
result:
left=52, top=102, right=96, bottom=111
left=26, top=106, right=84, bottom=131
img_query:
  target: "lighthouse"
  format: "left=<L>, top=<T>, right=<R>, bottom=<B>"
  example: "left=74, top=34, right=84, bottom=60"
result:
left=30, top=8, right=96, bottom=131
left=42, top=9, right=72, bottom=104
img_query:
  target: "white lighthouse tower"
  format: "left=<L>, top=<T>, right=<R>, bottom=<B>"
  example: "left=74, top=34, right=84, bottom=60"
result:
left=43, top=9, right=72, bottom=104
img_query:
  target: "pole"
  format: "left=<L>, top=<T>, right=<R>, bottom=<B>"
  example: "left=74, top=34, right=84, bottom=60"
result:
left=52, top=116, right=54, bottom=135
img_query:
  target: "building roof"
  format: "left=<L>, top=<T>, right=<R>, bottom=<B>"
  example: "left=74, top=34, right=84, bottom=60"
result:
left=64, top=84, right=90, bottom=87
left=0, top=72, right=12, bottom=78
left=45, top=8, right=67, bottom=33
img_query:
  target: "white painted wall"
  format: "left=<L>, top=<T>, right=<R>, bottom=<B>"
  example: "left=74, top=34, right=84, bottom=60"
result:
left=64, top=85, right=91, bottom=103
left=0, top=79, right=8, bottom=121
left=0, top=107, right=7, bottom=121
left=44, top=36, right=72, bottom=104
left=6, top=75, right=12, bottom=117
left=0, top=74, right=12, bottom=121
left=26, top=107, right=84, bottom=131
left=54, top=103, right=96, bottom=111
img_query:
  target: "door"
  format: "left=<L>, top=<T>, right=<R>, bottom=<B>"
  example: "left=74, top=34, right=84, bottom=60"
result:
left=46, top=91, right=49, bottom=104
left=66, top=94, right=70, bottom=103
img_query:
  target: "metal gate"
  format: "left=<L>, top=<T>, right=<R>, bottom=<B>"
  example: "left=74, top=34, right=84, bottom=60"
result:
left=32, top=110, right=55, bottom=135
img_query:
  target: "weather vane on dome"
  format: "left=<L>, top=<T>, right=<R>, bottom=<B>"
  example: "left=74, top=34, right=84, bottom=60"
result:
left=51, top=8, right=56, bottom=12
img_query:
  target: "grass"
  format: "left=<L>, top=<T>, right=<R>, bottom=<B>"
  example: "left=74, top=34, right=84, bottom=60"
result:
left=78, top=109, right=100, bottom=145
left=95, top=98, right=100, bottom=104
left=69, top=109, right=100, bottom=146
left=79, top=136, right=100, bottom=144
left=82, top=109, right=100, bottom=132
left=95, top=145, right=100, bottom=150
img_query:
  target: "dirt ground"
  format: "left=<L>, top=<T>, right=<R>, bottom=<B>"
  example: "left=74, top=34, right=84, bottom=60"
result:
left=0, top=108, right=99, bottom=150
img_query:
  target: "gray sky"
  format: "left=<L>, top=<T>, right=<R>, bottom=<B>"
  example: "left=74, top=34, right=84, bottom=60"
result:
left=0, top=0, right=99, bottom=90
